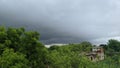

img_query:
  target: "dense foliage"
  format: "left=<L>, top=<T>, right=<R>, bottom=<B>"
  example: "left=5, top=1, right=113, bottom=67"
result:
left=0, top=26, right=120, bottom=68
left=0, top=26, right=48, bottom=68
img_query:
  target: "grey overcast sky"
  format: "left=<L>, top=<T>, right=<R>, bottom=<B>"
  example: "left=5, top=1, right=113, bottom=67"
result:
left=0, top=0, right=120, bottom=45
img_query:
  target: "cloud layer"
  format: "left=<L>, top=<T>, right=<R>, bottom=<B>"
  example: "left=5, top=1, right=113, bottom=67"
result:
left=0, top=0, right=120, bottom=44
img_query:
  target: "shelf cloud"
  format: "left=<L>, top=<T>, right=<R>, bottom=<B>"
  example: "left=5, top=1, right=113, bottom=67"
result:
left=0, top=0, right=120, bottom=44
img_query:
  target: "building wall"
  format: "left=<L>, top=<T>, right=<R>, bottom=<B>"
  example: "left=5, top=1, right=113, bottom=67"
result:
left=87, top=46, right=104, bottom=62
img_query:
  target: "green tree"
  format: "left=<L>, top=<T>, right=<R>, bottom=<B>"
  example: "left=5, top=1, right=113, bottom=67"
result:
left=48, top=44, right=92, bottom=68
left=0, top=48, right=29, bottom=68
left=107, top=39, right=120, bottom=52
left=0, top=26, right=48, bottom=68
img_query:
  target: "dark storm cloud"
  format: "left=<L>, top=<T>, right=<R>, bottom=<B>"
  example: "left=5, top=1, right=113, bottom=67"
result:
left=0, top=0, right=120, bottom=44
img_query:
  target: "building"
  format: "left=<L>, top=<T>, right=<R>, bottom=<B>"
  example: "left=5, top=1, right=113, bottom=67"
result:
left=86, top=46, right=104, bottom=62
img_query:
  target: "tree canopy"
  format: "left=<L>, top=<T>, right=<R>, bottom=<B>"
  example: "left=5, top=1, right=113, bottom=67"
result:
left=0, top=26, right=120, bottom=68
